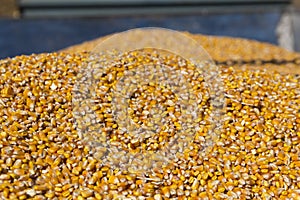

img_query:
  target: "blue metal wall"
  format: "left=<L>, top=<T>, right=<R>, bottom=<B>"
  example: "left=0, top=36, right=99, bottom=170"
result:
left=0, top=12, right=281, bottom=59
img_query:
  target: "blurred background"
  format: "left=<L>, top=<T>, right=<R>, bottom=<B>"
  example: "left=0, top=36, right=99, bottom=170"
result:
left=0, top=0, right=299, bottom=59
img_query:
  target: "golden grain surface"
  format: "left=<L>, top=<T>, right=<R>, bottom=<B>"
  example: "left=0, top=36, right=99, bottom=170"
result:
left=0, top=33, right=300, bottom=200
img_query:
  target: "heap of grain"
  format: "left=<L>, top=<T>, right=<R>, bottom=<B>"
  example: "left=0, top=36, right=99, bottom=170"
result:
left=0, top=31, right=299, bottom=199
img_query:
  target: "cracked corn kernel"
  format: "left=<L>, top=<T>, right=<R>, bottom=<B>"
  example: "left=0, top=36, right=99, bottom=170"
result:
left=0, top=33, right=300, bottom=200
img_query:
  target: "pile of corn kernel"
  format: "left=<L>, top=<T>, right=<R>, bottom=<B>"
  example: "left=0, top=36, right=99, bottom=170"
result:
left=0, top=33, right=300, bottom=200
